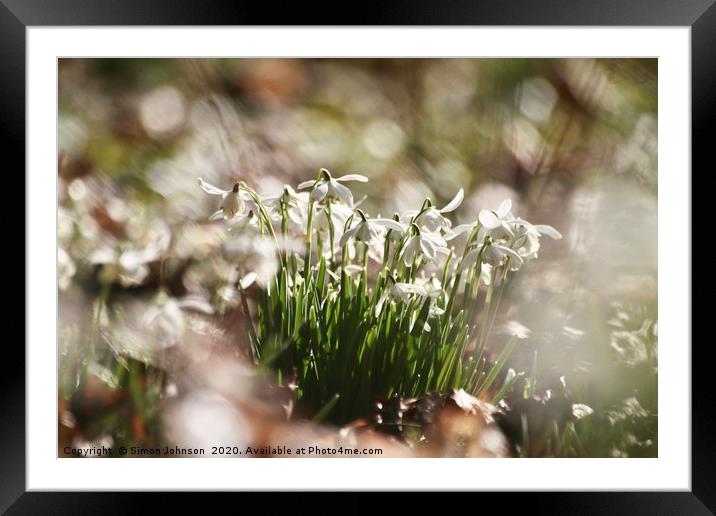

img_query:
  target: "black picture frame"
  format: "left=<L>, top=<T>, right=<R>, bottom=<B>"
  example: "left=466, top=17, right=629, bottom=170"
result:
left=5, top=0, right=708, bottom=512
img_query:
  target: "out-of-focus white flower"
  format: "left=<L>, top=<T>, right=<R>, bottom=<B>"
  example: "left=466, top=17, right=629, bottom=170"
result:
left=197, top=177, right=253, bottom=221
left=415, top=275, right=443, bottom=299
left=482, top=242, right=524, bottom=268
left=571, top=403, right=594, bottom=420
left=164, top=389, right=252, bottom=455
left=314, top=202, right=354, bottom=236
left=499, top=320, right=532, bottom=340
left=143, top=293, right=214, bottom=349
left=298, top=168, right=368, bottom=206
left=403, top=189, right=464, bottom=232
left=90, top=224, right=171, bottom=286
left=263, top=184, right=309, bottom=227
left=58, top=247, right=76, bottom=290
left=222, top=235, right=278, bottom=288
left=463, top=239, right=523, bottom=269
left=400, top=230, right=449, bottom=266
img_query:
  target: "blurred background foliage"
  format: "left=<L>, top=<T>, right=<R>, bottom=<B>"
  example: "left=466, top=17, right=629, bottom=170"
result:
left=58, top=58, right=657, bottom=457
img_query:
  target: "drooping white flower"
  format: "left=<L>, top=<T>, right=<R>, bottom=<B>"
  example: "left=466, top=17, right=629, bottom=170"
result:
left=263, top=184, right=309, bottom=227
left=375, top=280, right=426, bottom=316
left=298, top=169, right=368, bottom=206
left=222, top=235, right=278, bottom=288
left=314, top=202, right=354, bottom=236
left=462, top=239, right=524, bottom=269
left=508, top=218, right=562, bottom=261
left=143, top=293, right=214, bottom=349
left=338, top=211, right=406, bottom=248
left=403, top=189, right=464, bottom=232
left=375, top=276, right=445, bottom=330
left=400, top=230, right=449, bottom=266
left=478, top=199, right=516, bottom=239
left=197, top=177, right=252, bottom=221
left=90, top=224, right=171, bottom=286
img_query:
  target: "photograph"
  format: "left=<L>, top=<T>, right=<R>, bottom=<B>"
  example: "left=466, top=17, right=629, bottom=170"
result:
left=56, top=57, right=659, bottom=459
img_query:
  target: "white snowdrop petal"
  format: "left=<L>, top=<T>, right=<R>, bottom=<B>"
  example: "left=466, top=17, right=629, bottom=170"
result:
left=197, top=177, right=228, bottom=196
left=372, top=219, right=406, bottom=233
left=440, top=188, right=464, bottom=213
left=496, top=245, right=524, bottom=265
left=335, top=174, right=369, bottom=183
left=310, top=182, right=329, bottom=202
left=478, top=210, right=501, bottom=229
left=240, top=272, right=257, bottom=289
left=534, top=224, right=563, bottom=239
left=209, top=209, right=224, bottom=221
left=330, top=180, right=354, bottom=206
left=445, top=223, right=474, bottom=240
left=338, top=225, right=360, bottom=247
left=297, top=179, right=316, bottom=190
left=419, top=237, right=436, bottom=260
left=497, top=199, right=513, bottom=218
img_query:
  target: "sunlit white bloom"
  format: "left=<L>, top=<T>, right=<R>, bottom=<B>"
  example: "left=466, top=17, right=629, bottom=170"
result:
left=400, top=230, right=449, bottom=266
left=197, top=177, right=252, bottom=221
left=375, top=280, right=424, bottom=316
left=478, top=199, right=516, bottom=239
left=90, top=224, right=171, bottom=286
left=143, top=293, right=214, bottom=349
left=298, top=169, right=368, bottom=206
left=338, top=211, right=406, bottom=248
left=508, top=218, right=563, bottom=261
left=263, top=185, right=309, bottom=227
left=403, top=189, right=464, bottom=232
left=238, top=271, right=258, bottom=289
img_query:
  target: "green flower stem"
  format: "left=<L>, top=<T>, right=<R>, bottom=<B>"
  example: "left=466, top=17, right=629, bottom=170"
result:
left=303, top=200, right=315, bottom=279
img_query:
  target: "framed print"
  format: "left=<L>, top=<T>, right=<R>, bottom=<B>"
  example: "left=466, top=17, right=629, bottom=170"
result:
left=6, top=0, right=711, bottom=511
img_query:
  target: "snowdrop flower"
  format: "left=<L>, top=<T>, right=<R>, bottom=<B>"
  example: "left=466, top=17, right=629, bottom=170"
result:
left=478, top=199, right=516, bottom=239
left=462, top=239, right=523, bottom=269
left=263, top=185, right=309, bottom=226
left=338, top=210, right=406, bottom=247
left=403, top=189, right=464, bottom=232
left=90, top=225, right=171, bottom=286
left=143, top=293, right=214, bottom=349
left=415, top=275, right=443, bottom=300
left=375, top=280, right=425, bottom=316
left=298, top=168, right=368, bottom=206
left=222, top=235, right=278, bottom=288
left=197, top=177, right=252, bottom=222
left=400, top=227, right=449, bottom=266
left=314, top=202, right=354, bottom=236
left=508, top=218, right=562, bottom=261
left=499, top=320, right=532, bottom=340
left=481, top=241, right=524, bottom=268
